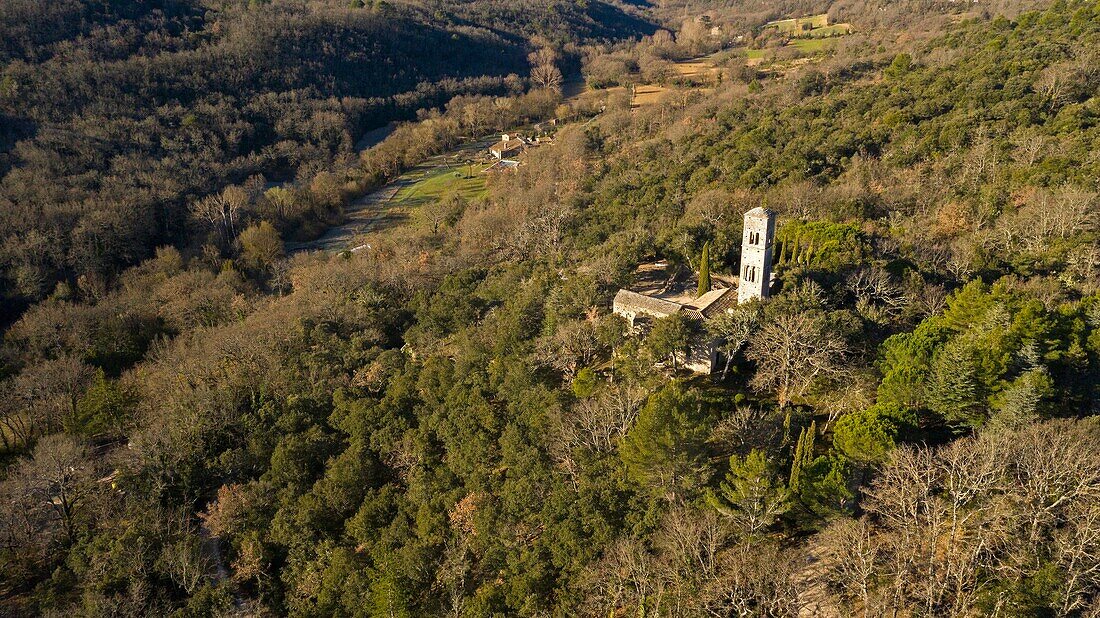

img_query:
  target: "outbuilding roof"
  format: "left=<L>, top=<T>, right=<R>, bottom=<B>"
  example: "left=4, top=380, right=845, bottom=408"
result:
left=613, top=289, right=682, bottom=318
left=699, top=288, right=739, bottom=317
left=743, top=206, right=775, bottom=220
left=490, top=138, right=526, bottom=154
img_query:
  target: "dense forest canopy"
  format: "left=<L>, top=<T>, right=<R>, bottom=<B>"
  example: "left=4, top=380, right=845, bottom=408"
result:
left=2, top=0, right=1100, bottom=615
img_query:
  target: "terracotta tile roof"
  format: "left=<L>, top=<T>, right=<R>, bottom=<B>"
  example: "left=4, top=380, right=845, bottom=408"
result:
left=687, top=287, right=731, bottom=312
left=700, top=288, right=738, bottom=317
left=490, top=138, right=526, bottom=154
left=681, top=308, right=705, bottom=320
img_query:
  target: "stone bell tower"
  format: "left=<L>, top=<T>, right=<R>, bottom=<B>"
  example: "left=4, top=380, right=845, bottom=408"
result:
left=738, top=207, right=776, bottom=304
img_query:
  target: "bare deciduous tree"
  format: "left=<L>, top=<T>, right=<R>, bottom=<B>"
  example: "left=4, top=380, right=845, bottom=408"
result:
left=9, top=356, right=93, bottom=437
left=847, top=267, right=908, bottom=323
left=708, top=404, right=781, bottom=458
left=707, top=301, right=762, bottom=379
left=536, top=319, right=603, bottom=379
left=190, top=186, right=248, bottom=246
left=747, top=312, right=850, bottom=406
left=821, top=420, right=1100, bottom=616
left=1055, top=501, right=1100, bottom=616
left=581, top=537, right=665, bottom=617
left=657, top=507, right=730, bottom=583
left=1011, top=128, right=1045, bottom=166
left=818, top=518, right=882, bottom=616
left=529, top=48, right=563, bottom=90
left=1035, top=62, right=1073, bottom=111
left=1, top=434, right=96, bottom=549
left=699, top=542, right=804, bottom=618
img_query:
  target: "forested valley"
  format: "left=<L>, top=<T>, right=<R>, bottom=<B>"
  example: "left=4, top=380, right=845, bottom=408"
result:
left=0, top=0, right=654, bottom=323
left=2, top=0, right=1100, bottom=615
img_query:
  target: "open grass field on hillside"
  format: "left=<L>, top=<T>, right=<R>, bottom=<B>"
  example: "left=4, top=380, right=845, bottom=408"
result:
left=766, top=14, right=830, bottom=33
left=765, top=14, right=852, bottom=38
left=392, top=164, right=488, bottom=206
left=745, top=36, right=840, bottom=63
left=791, top=37, right=837, bottom=52
left=581, top=51, right=731, bottom=110
left=674, top=58, right=723, bottom=80
left=632, top=52, right=727, bottom=108
left=808, top=23, right=853, bottom=37
left=632, top=84, right=673, bottom=107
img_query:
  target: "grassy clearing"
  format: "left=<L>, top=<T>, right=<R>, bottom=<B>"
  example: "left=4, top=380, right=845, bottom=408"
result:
left=743, top=38, right=835, bottom=61
left=808, top=23, right=853, bottom=37
left=764, top=14, right=851, bottom=39
left=583, top=53, right=726, bottom=110
left=632, top=84, right=673, bottom=107
left=791, top=38, right=836, bottom=53
left=766, top=14, right=830, bottom=34
left=673, top=57, right=723, bottom=80
left=746, top=37, right=838, bottom=61
left=392, top=164, right=487, bottom=206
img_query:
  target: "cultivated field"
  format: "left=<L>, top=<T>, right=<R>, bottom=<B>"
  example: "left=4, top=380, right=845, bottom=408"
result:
left=765, top=13, right=852, bottom=39
left=626, top=52, right=728, bottom=109
left=288, top=139, right=492, bottom=252
left=392, top=164, right=487, bottom=207
left=766, top=14, right=830, bottom=33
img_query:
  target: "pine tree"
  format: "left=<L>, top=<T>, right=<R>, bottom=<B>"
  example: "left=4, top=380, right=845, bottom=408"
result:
left=707, top=450, right=789, bottom=536
left=697, top=241, right=711, bottom=297
left=71, top=369, right=134, bottom=435
left=928, top=340, right=985, bottom=427
left=621, top=384, right=709, bottom=496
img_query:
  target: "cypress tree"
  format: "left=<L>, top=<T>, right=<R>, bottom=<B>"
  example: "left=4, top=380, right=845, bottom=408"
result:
left=697, top=241, right=711, bottom=297
left=789, top=428, right=805, bottom=492
left=789, top=421, right=817, bottom=494
left=803, top=420, right=816, bottom=474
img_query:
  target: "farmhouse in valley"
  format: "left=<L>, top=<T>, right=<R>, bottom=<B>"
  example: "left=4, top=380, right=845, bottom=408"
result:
left=488, top=133, right=529, bottom=159
left=612, top=207, right=776, bottom=373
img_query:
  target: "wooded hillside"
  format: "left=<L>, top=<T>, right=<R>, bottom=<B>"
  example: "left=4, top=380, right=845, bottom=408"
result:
left=1, top=0, right=1099, bottom=615
left=0, top=0, right=653, bottom=324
